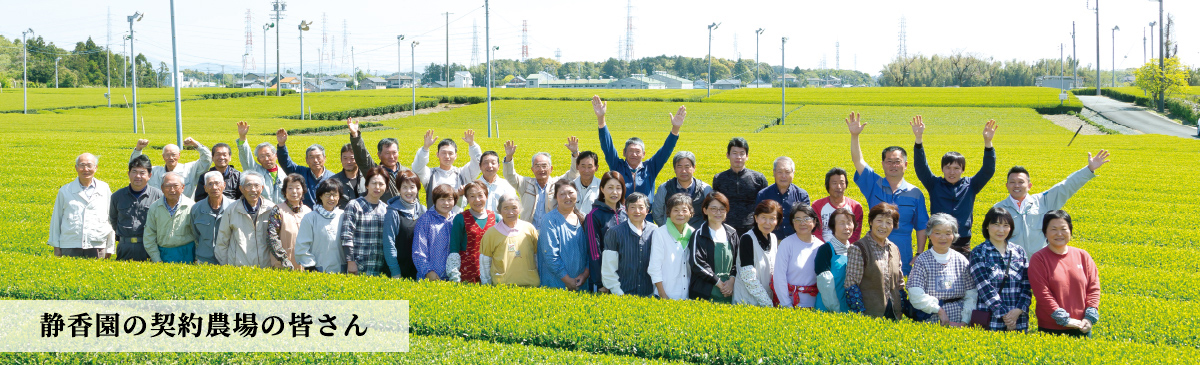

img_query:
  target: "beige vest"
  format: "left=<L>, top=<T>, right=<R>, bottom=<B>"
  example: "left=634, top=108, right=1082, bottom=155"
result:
left=272, top=203, right=310, bottom=270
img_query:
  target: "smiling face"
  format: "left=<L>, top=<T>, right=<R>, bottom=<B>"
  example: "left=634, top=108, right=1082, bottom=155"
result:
left=791, top=211, right=815, bottom=237
left=827, top=173, right=847, bottom=199
left=602, top=178, right=623, bottom=206
left=479, top=154, right=500, bottom=179
left=499, top=198, right=521, bottom=225
left=75, top=155, right=97, bottom=180
left=1006, top=172, right=1032, bottom=200
left=379, top=144, right=399, bottom=170
left=626, top=200, right=648, bottom=224
left=773, top=161, right=794, bottom=188
left=1045, top=218, right=1072, bottom=249
left=437, top=145, right=457, bottom=169
left=754, top=212, right=778, bottom=235
left=399, top=181, right=420, bottom=205
left=161, top=174, right=185, bottom=203
left=320, top=190, right=340, bottom=210
left=256, top=146, right=277, bottom=170
left=128, top=167, right=150, bottom=190
left=241, top=176, right=264, bottom=205
left=285, top=180, right=305, bottom=206
left=466, top=186, right=488, bottom=213
left=434, top=196, right=456, bottom=215
left=212, top=145, right=232, bottom=170
left=669, top=203, right=693, bottom=228
left=882, top=150, right=907, bottom=180
left=832, top=213, right=854, bottom=243
left=555, top=185, right=578, bottom=212
left=306, top=148, right=326, bottom=172
left=942, top=162, right=964, bottom=184
left=162, top=145, right=181, bottom=170
left=531, top=155, right=553, bottom=182
left=703, top=200, right=727, bottom=226
left=987, top=221, right=1012, bottom=244
left=869, top=214, right=895, bottom=241
left=623, top=143, right=645, bottom=168
left=929, top=224, right=956, bottom=251
left=577, top=156, right=597, bottom=180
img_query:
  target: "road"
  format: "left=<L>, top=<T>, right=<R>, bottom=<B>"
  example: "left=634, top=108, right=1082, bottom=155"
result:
left=1076, top=95, right=1198, bottom=138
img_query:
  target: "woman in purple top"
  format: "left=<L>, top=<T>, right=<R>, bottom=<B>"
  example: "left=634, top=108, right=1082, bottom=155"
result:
left=412, top=184, right=460, bottom=281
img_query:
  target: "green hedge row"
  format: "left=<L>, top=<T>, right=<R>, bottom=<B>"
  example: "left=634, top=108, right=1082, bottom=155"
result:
left=198, top=89, right=296, bottom=99
left=0, top=252, right=1195, bottom=364
left=0, top=89, right=293, bottom=114
left=258, top=122, right=384, bottom=136
left=1073, top=88, right=1199, bottom=125
left=0, top=334, right=679, bottom=364
left=284, top=100, right=441, bottom=120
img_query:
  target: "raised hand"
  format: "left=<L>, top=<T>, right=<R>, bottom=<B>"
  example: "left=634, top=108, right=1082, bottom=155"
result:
left=463, top=129, right=476, bottom=145
left=135, top=139, right=150, bottom=151
left=845, top=112, right=866, bottom=135
left=182, top=137, right=198, bottom=148
left=276, top=128, right=288, bottom=146
left=909, top=115, right=925, bottom=143
left=565, top=136, right=579, bottom=154
left=983, top=119, right=998, bottom=144
left=237, top=121, right=250, bottom=140
left=503, top=140, right=517, bottom=160
left=1087, top=149, right=1110, bottom=172
left=669, top=105, right=687, bottom=128
left=422, top=129, right=438, bottom=150
left=591, top=95, right=607, bottom=119
left=346, top=118, right=360, bottom=138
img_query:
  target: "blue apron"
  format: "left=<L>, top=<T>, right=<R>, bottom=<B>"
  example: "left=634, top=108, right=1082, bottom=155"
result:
left=815, top=252, right=849, bottom=312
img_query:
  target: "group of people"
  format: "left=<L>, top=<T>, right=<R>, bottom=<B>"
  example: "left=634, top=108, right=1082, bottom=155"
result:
left=48, top=95, right=1106, bottom=337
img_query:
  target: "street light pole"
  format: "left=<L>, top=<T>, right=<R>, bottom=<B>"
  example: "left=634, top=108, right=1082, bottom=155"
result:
left=755, top=28, right=763, bottom=85
left=412, top=41, right=419, bottom=116
left=486, top=0, right=493, bottom=138
left=128, top=11, right=143, bottom=133
left=781, top=37, right=787, bottom=125
left=1154, top=0, right=1165, bottom=113
left=22, top=29, right=32, bottom=115
left=55, top=57, right=61, bottom=88
left=299, top=20, right=311, bottom=120
left=1073, top=22, right=1077, bottom=89
left=263, top=23, right=273, bottom=95
left=1112, top=26, right=1120, bottom=87
left=706, top=22, right=719, bottom=97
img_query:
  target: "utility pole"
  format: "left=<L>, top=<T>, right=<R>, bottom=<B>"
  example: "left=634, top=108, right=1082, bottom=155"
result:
left=486, top=0, right=492, bottom=137
left=55, top=57, right=61, bottom=88
left=397, top=34, right=405, bottom=96
left=755, top=28, right=763, bottom=84
left=22, top=29, right=32, bottom=115
left=411, top=41, right=419, bottom=116
left=169, top=0, right=184, bottom=146
left=1112, top=26, right=1120, bottom=87
left=263, top=23, right=273, bottom=95
left=351, top=46, right=356, bottom=89
left=273, top=0, right=287, bottom=96
left=299, top=20, right=311, bottom=120
left=444, top=12, right=453, bottom=88
left=1156, top=0, right=1164, bottom=113
left=781, top=37, right=787, bottom=125
left=1073, top=22, right=1077, bottom=89
left=1093, top=0, right=1100, bottom=96
left=107, top=7, right=112, bottom=107
left=129, top=11, right=143, bottom=133
left=706, top=22, right=719, bottom=97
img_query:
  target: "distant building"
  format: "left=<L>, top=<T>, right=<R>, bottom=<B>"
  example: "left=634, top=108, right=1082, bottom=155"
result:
left=319, top=77, right=350, bottom=92
left=611, top=74, right=666, bottom=89
left=693, top=79, right=708, bottom=89
left=270, top=77, right=302, bottom=91
left=805, top=76, right=841, bottom=88
left=647, top=71, right=693, bottom=89
left=503, top=76, right=527, bottom=88
left=746, top=80, right=772, bottom=88
left=387, top=75, right=415, bottom=89
left=360, top=77, right=388, bottom=90
left=525, top=71, right=559, bottom=88
left=1036, top=76, right=1081, bottom=90
left=712, top=79, right=743, bottom=90
left=536, top=77, right=615, bottom=88
left=451, top=71, right=474, bottom=88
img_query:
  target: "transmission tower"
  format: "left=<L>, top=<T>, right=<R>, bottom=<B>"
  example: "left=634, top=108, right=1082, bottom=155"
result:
left=321, top=13, right=328, bottom=77
left=521, top=20, right=529, bottom=61
left=898, top=16, right=907, bottom=59
left=341, top=20, right=349, bottom=65
left=555, top=48, right=561, bottom=63
left=472, top=20, right=479, bottom=66
left=835, top=41, right=840, bottom=70
left=330, top=33, right=336, bottom=71
left=734, top=33, right=739, bottom=60
left=624, top=0, right=634, bottom=61
left=244, top=10, right=255, bottom=76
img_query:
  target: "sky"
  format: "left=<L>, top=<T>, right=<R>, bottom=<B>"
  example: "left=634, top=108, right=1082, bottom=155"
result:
left=3, top=0, right=1196, bottom=77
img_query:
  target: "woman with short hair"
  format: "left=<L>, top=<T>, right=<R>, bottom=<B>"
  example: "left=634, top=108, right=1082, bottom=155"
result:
left=732, top=200, right=782, bottom=307
left=383, top=170, right=427, bottom=279
left=538, top=179, right=589, bottom=290
left=814, top=207, right=857, bottom=312
left=844, top=203, right=905, bottom=320
left=447, top=180, right=497, bottom=283
left=969, top=207, right=1031, bottom=332
left=341, top=166, right=392, bottom=276
left=648, top=193, right=695, bottom=300
left=601, top=192, right=657, bottom=296
left=585, top=172, right=627, bottom=293
left=295, top=178, right=346, bottom=273
left=267, top=173, right=311, bottom=270
left=1029, top=210, right=1100, bottom=337
left=479, top=193, right=540, bottom=287
left=907, top=213, right=978, bottom=326
left=688, top=192, right=740, bottom=302
left=412, top=184, right=460, bottom=281
left=773, top=204, right=824, bottom=308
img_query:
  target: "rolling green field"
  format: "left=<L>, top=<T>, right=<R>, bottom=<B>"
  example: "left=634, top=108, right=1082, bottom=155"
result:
left=2, top=87, right=1197, bottom=364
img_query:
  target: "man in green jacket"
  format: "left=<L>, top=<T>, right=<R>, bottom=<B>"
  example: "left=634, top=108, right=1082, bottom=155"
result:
left=144, top=173, right=197, bottom=263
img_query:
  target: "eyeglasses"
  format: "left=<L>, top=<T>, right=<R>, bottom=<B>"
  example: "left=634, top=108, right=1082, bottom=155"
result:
left=793, top=217, right=814, bottom=223
left=707, top=207, right=727, bottom=213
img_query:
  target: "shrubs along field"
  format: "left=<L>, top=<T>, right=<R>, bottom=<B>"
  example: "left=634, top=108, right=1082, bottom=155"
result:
left=2, top=87, right=1198, bottom=363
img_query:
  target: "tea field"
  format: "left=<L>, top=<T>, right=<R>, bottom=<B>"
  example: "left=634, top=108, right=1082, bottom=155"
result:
left=1, top=86, right=1197, bottom=364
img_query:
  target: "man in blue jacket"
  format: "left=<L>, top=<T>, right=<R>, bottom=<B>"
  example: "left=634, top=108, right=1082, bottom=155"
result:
left=911, top=116, right=997, bottom=253
left=593, top=95, right=686, bottom=210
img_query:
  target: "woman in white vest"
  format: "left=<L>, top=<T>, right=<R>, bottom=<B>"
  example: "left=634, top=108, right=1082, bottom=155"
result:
left=733, top=200, right=782, bottom=306
left=647, top=193, right=695, bottom=300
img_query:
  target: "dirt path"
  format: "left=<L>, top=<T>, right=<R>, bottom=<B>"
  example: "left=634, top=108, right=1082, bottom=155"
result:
left=354, top=103, right=470, bottom=122
left=1042, top=114, right=1104, bottom=135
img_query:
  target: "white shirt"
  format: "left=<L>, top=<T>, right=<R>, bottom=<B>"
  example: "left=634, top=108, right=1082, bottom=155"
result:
left=48, top=178, right=115, bottom=252
left=479, top=175, right=516, bottom=213
left=647, top=224, right=692, bottom=300
left=574, top=176, right=602, bottom=213
left=131, top=145, right=212, bottom=198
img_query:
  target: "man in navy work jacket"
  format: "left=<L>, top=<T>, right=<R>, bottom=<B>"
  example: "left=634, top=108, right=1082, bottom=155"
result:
left=911, top=116, right=997, bottom=253
left=593, top=95, right=686, bottom=210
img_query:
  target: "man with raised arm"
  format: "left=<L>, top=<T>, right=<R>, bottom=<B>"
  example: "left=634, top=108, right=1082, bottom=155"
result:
left=503, top=138, right=579, bottom=225
left=235, top=121, right=286, bottom=204
left=411, top=129, right=483, bottom=210
left=346, top=117, right=408, bottom=201
left=912, top=117, right=998, bottom=253
left=995, top=151, right=1109, bottom=258
left=193, top=142, right=241, bottom=202
left=130, top=137, right=212, bottom=199
left=275, top=128, right=336, bottom=208
left=846, top=112, right=929, bottom=274
left=593, top=95, right=686, bottom=209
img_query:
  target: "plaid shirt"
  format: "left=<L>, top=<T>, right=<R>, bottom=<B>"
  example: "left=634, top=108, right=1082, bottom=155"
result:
left=909, top=250, right=976, bottom=324
left=969, top=241, right=1031, bottom=331
left=341, top=198, right=389, bottom=276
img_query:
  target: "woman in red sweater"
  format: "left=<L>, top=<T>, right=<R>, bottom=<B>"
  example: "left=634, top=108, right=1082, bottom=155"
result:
left=1028, top=210, right=1101, bottom=337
